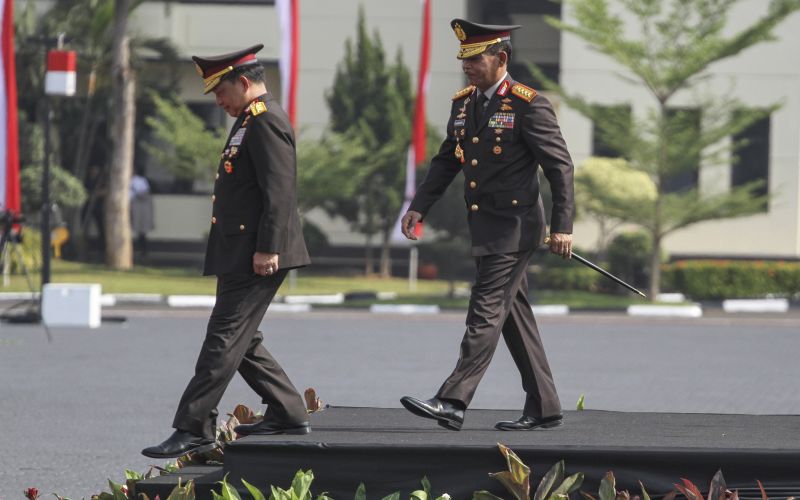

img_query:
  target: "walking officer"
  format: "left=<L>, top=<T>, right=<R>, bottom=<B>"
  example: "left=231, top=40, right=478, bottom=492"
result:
left=143, top=44, right=311, bottom=458
left=400, top=19, right=575, bottom=431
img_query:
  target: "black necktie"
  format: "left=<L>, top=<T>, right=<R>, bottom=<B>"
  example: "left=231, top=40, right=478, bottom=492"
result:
left=476, top=93, right=488, bottom=120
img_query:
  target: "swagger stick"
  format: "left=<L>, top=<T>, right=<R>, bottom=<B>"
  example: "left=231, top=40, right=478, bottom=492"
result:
left=544, top=237, right=647, bottom=298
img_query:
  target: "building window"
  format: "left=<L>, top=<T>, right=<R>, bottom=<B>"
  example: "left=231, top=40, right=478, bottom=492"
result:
left=591, top=105, right=631, bottom=158
left=732, top=110, right=770, bottom=203
left=660, top=107, right=700, bottom=193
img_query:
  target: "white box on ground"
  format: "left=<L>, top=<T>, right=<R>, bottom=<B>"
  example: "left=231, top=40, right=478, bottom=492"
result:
left=723, top=298, right=789, bottom=313
left=42, top=283, right=102, bottom=328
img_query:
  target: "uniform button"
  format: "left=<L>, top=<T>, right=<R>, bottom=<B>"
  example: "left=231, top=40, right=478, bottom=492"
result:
left=512, top=199, right=519, bottom=206
left=470, top=204, right=479, bottom=212
left=471, top=137, right=479, bottom=144
left=471, top=159, right=478, bottom=166
left=211, top=195, right=216, bottom=202
left=239, top=224, right=245, bottom=231
left=469, top=181, right=477, bottom=189
left=496, top=136, right=501, bottom=142
left=211, top=216, right=217, bottom=224
left=215, top=173, right=220, bottom=180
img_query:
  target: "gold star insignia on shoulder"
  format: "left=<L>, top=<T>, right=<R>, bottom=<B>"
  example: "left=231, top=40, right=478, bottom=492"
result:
left=249, top=101, right=268, bottom=116
left=511, top=83, right=537, bottom=102
left=452, top=85, right=476, bottom=101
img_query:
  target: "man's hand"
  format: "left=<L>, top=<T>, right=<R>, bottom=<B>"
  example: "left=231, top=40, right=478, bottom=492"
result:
left=253, top=252, right=280, bottom=276
left=548, top=233, right=573, bottom=259
left=401, top=211, right=423, bottom=241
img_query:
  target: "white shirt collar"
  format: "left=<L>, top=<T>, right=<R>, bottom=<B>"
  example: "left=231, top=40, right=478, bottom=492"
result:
left=482, top=72, right=509, bottom=99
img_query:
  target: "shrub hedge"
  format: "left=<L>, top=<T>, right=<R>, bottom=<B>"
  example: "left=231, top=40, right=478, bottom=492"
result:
left=662, top=260, right=800, bottom=300
left=536, top=264, right=601, bottom=291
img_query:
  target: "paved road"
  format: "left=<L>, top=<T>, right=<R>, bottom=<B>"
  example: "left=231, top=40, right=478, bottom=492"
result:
left=1, top=309, right=799, bottom=498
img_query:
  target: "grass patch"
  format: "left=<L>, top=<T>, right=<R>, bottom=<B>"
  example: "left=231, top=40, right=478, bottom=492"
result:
left=1, top=260, right=649, bottom=309
left=0, top=260, right=464, bottom=296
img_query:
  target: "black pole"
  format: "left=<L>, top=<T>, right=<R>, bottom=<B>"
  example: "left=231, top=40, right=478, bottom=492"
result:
left=41, top=97, right=51, bottom=287
left=38, top=33, right=68, bottom=288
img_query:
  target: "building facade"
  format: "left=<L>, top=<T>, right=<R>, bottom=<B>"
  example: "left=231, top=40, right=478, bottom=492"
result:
left=124, top=0, right=799, bottom=260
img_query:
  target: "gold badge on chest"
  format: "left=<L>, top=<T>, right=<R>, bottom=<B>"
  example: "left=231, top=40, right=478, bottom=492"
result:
left=455, top=143, right=465, bottom=164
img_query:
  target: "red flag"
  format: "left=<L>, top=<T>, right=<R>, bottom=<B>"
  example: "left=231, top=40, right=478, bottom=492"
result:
left=0, top=0, right=19, bottom=212
left=393, top=0, right=430, bottom=241
left=277, top=0, right=299, bottom=129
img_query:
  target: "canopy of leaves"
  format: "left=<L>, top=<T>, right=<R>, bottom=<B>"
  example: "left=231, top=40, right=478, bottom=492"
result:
left=20, top=165, right=88, bottom=214
left=575, top=157, right=656, bottom=218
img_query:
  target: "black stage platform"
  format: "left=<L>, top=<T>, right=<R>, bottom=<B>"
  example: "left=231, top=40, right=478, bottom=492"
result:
left=136, top=407, right=800, bottom=499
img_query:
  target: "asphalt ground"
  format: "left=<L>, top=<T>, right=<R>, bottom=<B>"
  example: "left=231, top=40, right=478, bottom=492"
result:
left=1, top=309, right=799, bottom=498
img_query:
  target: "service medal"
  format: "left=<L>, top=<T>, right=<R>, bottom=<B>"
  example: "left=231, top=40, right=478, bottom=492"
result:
left=224, top=161, right=233, bottom=174
left=455, top=143, right=465, bottom=163
left=493, top=145, right=502, bottom=155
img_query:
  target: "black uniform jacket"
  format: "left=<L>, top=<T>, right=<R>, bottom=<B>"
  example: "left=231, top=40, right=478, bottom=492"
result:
left=204, top=92, right=311, bottom=276
left=409, top=76, right=575, bottom=257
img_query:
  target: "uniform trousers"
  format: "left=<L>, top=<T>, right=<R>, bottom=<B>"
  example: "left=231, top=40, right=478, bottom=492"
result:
left=435, top=250, right=561, bottom=418
left=172, top=270, right=307, bottom=440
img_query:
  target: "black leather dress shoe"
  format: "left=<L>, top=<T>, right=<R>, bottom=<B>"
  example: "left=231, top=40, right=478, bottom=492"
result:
left=141, top=430, right=217, bottom=458
left=494, top=414, right=563, bottom=431
left=234, top=420, right=311, bottom=436
left=400, top=396, right=464, bottom=431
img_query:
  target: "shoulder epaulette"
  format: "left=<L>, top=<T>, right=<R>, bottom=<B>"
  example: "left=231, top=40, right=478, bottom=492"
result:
left=249, top=101, right=268, bottom=116
left=511, top=83, right=537, bottom=103
left=452, top=86, right=475, bottom=101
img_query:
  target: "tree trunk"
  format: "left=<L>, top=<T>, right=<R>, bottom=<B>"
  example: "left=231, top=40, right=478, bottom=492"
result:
left=648, top=234, right=662, bottom=300
left=105, top=0, right=135, bottom=269
left=364, top=234, right=374, bottom=276
left=379, top=228, right=391, bottom=278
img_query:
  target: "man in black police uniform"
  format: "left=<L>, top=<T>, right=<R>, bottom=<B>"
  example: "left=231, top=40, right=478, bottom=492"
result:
left=143, top=44, right=312, bottom=459
left=399, top=20, right=575, bottom=431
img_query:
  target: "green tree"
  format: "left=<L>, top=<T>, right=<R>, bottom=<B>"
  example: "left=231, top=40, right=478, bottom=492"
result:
left=300, top=9, right=414, bottom=277
left=574, top=156, right=656, bottom=258
left=145, top=93, right=227, bottom=183
left=532, top=0, right=800, bottom=298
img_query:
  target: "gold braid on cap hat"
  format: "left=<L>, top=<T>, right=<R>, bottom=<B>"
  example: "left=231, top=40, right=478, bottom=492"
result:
left=458, top=38, right=502, bottom=59
left=202, top=66, right=235, bottom=93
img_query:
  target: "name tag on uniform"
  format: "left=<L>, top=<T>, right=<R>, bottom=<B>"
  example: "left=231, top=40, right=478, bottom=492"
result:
left=488, top=112, right=515, bottom=129
left=229, top=128, right=246, bottom=146
left=454, top=119, right=466, bottom=127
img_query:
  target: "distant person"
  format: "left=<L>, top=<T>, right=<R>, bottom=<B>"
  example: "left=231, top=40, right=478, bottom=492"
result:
left=142, top=44, right=311, bottom=459
left=82, top=165, right=106, bottom=256
left=399, top=20, right=575, bottom=431
left=130, top=171, right=154, bottom=256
